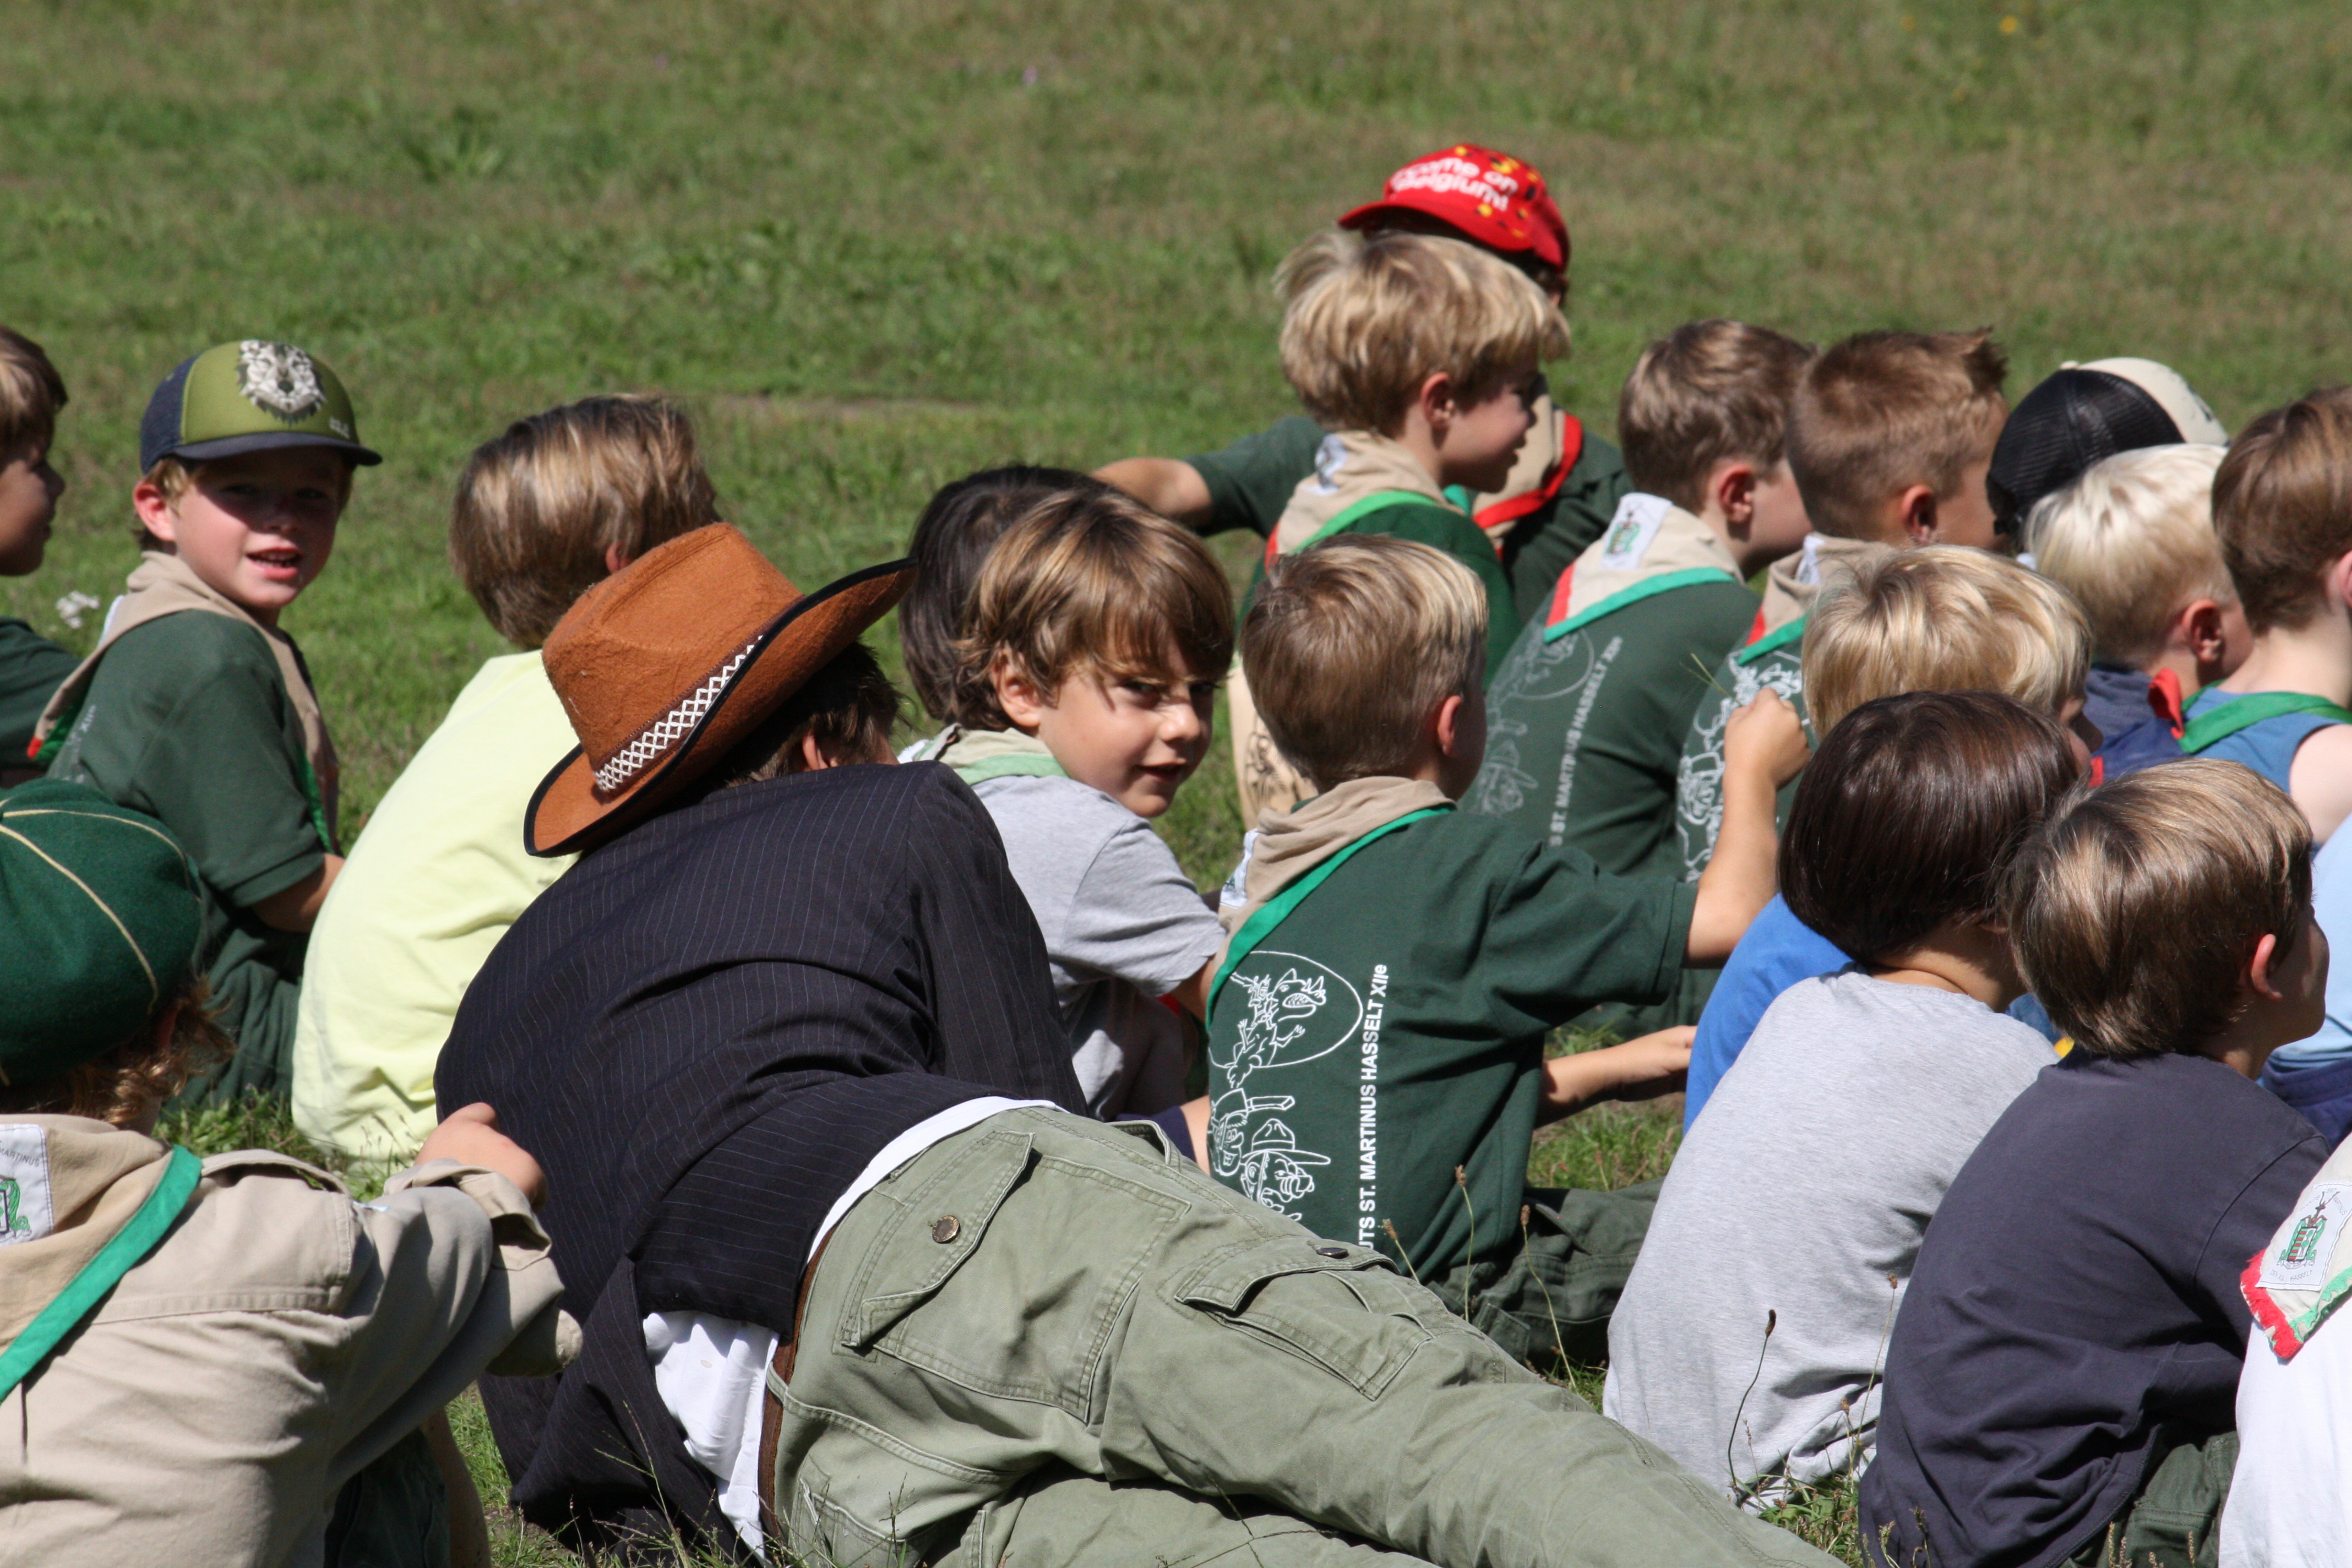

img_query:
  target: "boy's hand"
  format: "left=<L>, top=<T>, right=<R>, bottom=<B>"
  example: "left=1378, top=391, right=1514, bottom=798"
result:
left=418, top=1103, right=547, bottom=1207
left=1540, top=1027, right=1695, bottom=1120
left=1722, top=689, right=1809, bottom=788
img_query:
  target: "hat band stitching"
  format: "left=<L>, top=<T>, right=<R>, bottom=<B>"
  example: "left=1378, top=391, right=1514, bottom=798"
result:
left=592, top=636, right=762, bottom=796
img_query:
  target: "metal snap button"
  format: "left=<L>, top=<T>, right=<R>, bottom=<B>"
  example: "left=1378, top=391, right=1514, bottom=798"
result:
left=931, top=1216, right=961, bottom=1244
left=1314, top=1245, right=1348, bottom=1258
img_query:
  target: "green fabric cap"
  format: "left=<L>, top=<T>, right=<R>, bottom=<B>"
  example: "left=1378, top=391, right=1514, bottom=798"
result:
left=0, top=779, right=204, bottom=1085
left=139, top=340, right=382, bottom=471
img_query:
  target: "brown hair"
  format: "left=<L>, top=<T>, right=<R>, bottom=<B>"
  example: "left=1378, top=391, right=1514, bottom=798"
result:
left=901, top=466, right=1117, bottom=723
left=0, top=325, right=67, bottom=459
left=0, top=979, right=230, bottom=1128
left=1803, top=546, right=2091, bottom=738
left=1785, top=330, right=2010, bottom=540
left=2028, top=444, right=2233, bottom=665
left=950, top=488, right=1233, bottom=731
left=2004, top=760, right=2311, bottom=1059
left=2213, top=387, right=2352, bottom=634
left=1617, top=320, right=1815, bottom=512
left=1782, top=690, right=2079, bottom=965
left=1243, top=535, right=1487, bottom=790
left=700, top=640, right=902, bottom=788
left=1276, top=231, right=1568, bottom=435
left=449, top=397, right=722, bottom=649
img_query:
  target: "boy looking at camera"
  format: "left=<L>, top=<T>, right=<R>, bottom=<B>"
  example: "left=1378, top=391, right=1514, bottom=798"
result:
left=1229, top=228, right=1566, bottom=821
left=924, top=488, right=1234, bottom=1117
left=1673, top=328, right=2010, bottom=880
left=1199, top=535, right=1806, bottom=1368
left=34, top=340, right=379, bottom=1104
left=0, top=325, right=75, bottom=773
left=1864, top=761, right=2328, bottom=1568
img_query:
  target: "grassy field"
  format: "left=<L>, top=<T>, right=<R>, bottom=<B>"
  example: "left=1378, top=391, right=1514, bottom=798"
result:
left=23, top=0, right=2352, bottom=1561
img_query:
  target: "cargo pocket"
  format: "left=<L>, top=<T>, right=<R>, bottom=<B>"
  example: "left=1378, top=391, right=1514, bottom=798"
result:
left=1169, top=1237, right=1441, bottom=1399
left=837, top=1125, right=1191, bottom=1417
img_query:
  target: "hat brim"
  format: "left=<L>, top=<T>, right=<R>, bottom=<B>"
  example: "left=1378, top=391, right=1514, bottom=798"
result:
left=524, top=558, right=911, bottom=858
left=1334, top=197, right=1565, bottom=270
left=167, top=431, right=385, bottom=467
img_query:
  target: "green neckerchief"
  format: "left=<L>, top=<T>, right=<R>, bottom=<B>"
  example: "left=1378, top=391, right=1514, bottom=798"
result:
left=1733, top=613, right=1807, bottom=668
left=0, top=1145, right=199, bottom=1401
left=1208, top=806, right=1450, bottom=1022
left=926, top=724, right=1069, bottom=786
left=1547, top=568, right=1740, bottom=643
left=2179, top=690, right=2352, bottom=756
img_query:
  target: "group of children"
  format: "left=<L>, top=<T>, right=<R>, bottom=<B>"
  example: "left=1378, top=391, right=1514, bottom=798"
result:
left=9, top=137, right=2352, bottom=1567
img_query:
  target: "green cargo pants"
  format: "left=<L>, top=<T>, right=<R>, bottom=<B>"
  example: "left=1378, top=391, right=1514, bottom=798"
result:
left=2060, top=1430, right=2236, bottom=1568
left=765, top=1108, right=1837, bottom=1568
left=1430, top=1182, right=1659, bottom=1369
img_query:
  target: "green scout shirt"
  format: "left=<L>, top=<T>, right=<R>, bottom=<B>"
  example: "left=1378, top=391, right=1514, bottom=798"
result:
left=1205, top=810, right=1695, bottom=1278
left=1670, top=626, right=1807, bottom=882
left=1319, top=497, right=1522, bottom=674
left=1189, top=413, right=1632, bottom=625
left=45, top=613, right=327, bottom=1090
left=0, top=619, right=76, bottom=766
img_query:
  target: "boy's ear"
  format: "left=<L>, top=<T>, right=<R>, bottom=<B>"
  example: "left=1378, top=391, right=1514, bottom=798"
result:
left=2246, top=930, right=2286, bottom=1001
left=1417, top=371, right=1459, bottom=432
left=1433, top=693, right=1469, bottom=758
left=990, top=655, right=1051, bottom=731
left=2169, top=598, right=2229, bottom=663
left=2327, top=549, right=2352, bottom=615
left=1896, top=483, right=1940, bottom=545
left=131, top=479, right=178, bottom=542
left=1711, top=460, right=1758, bottom=529
left=604, top=541, right=633, bottom=576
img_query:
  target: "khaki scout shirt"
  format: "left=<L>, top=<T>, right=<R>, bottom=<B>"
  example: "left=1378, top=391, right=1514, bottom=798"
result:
left=0, top=1117, right=576, bottom=1567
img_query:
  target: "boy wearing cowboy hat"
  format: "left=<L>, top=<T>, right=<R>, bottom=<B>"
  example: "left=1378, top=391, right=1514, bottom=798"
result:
left=437, top=527, right=1838, bottom=1568
left=1097, top=143, right=1632, bottom=626
left=0, top=778, right=574, bottom=1567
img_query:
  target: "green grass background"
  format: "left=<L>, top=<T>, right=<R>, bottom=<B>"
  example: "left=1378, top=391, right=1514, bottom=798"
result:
left=25, top=0, right=2352, bottom=1560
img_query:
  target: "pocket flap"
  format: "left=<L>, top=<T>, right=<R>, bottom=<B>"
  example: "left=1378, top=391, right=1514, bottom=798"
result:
left=840, top=1129, right=1036, bottom=1352
left=1172, top=1237, right=1397, bottom=1314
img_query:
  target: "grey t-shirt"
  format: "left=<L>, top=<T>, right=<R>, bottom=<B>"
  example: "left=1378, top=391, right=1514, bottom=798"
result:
left=970, top=775, right=1224, bottom=1117
left=1603, top=968, right=2054, bottom=1500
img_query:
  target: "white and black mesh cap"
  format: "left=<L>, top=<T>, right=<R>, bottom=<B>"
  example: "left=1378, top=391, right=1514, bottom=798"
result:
left=1986, top=358, right=2225, bottom=533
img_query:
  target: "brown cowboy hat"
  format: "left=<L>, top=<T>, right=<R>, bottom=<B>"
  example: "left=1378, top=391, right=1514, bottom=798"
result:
left=526, top=525, right=910, bottom=856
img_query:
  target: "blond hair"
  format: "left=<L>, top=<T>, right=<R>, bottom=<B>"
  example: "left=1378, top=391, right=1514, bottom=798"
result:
left=449, top=397, right=721, bottom=649
left=1243, top=535, right=1487, bottom=790
left=0, top=325, right=66, bottom=458
left=951, top=488, right=1234, bottom=731
left=1276, top=231, right=1569, bottom=436
left=1618, top=320, right=1815, bottom=511
left=2005, top=760, right=2310, bottom=1059
left=2214, top=386, right=2352, bottom=634
left=1803, top=546, right=2091, bottom=736
left=2027, top=445, right=2231, bottom=666
left=1787, top=330, right=2010, bottom=540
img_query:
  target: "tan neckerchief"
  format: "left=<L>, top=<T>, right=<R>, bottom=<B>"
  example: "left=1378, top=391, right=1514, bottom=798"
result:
left=1215, top=776, right=1451, bottom=966
left=0, top=1117, right=176, bottom=1343
left=1270, top=430, right=1455, bottom=558
left=1550, top=494, right=1741, bottom=627
left=35, top=552, right=339, bottom=848
left=1754, top=533, right=1895, bottom=636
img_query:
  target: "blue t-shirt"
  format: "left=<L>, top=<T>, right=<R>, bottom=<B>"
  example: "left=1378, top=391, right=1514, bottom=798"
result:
left=2182, top=686, right=2346, bottom=792
left=1684, top=894, right=1847, bottom=1129
left=2269, top=826, right=2352, bottom=1072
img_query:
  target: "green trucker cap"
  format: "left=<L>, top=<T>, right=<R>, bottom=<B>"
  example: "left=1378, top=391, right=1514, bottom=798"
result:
left=0, top=778, right=204, bottom=1086
left=139, top=339, right=382, bottom=472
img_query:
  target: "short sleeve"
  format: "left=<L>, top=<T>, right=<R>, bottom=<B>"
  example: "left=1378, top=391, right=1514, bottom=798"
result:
left=1186, top=416, right=1326, bottom=538
left=1059, top=815, right=1224, bottom=997
left=1483, top=837, right=1696, bottom=1022
left=87, top=618, right=325, bottom=909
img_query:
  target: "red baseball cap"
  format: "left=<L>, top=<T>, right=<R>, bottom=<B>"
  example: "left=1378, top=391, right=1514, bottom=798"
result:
left=1336, top=145, right=1569, bottom=272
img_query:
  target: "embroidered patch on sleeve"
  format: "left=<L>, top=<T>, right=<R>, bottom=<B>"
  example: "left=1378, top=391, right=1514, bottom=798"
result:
left=2263, top=1184, right=2352, bottom=1292
left=1597, top=493, right=1671, bottom=571
left=0, top=1125, right=58, bottom=1245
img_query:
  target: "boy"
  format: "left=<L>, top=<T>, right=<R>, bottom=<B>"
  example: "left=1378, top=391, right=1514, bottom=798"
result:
left=1608, top=691, right=2082, bottom=1501
left=1863, top=761, right=2328, bottom=1568
left=1468, top=319, right=1813, bottom=878
left=1097, top=144, right=1631, bottom=624
left=0, top=776, right=573, bottom=1566
left=2028, top=444, right=2247, bottom=773
left=1681, top=547, right=2095, bottom=1125
left=1202, top=535, right=1806, bottom=1366
left=439, top=526, right=1837, bottom=1568
left=1673, top=328, right=2009, bottom=882
left=2184, top=388, right=2352, bottom=844
left=896, top=464, right=1114, bottom=727
left=1231, top=229, right=1565, bottom=821
left=924, top=488, right=1233, bottom=1115
left=35, top=340, right=379, bottom=1106
left=292, top=397, right=722, bottom=1160
left=0, top=325, right=75, bottom=775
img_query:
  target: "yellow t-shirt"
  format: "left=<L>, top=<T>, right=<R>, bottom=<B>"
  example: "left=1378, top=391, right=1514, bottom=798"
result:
left=290, top=652, right=579, bottom=1161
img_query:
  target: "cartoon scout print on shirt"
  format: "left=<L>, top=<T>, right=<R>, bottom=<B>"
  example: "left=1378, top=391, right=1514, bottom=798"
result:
left=1675, top=651, right=1804, bottom=881
left=1464, top=620, right=1624, bottom=839
left=1210, top=956, right=1363, bottom=1222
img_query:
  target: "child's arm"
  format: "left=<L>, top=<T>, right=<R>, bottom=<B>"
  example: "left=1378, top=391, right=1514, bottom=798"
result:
left=251, top=852, right=345, bottom=932
left=2290, top=726, right=2352, bottom=845
left=1686, top=690, right=1809, bottom=963
left=1094, top=458, right=1213, bottom=529
left=1540, top=1027, right=1695, bottom=1124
